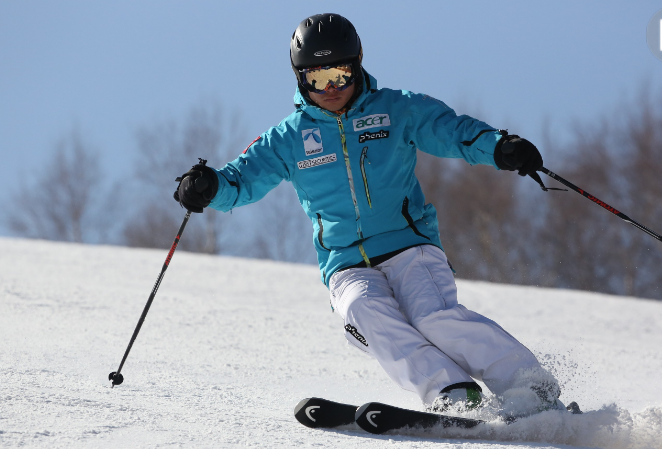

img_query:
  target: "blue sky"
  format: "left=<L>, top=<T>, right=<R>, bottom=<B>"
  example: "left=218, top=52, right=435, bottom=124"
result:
left=1, top=1, right=661, bottom=236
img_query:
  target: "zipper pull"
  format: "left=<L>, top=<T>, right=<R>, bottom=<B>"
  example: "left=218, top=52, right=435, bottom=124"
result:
left=361, top=146, right=369, bottom=163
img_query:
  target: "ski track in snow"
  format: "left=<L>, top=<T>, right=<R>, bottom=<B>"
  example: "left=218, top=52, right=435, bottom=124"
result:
left=1, top=237, right=661, bottom=448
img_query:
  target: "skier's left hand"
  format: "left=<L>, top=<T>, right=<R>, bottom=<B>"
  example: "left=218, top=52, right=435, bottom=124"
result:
left=494, top=135, right=543, bottom=176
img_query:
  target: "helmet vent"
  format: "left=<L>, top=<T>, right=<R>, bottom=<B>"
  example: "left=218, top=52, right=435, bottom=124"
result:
left=305, top=18, right=314, bottom=27
left=319, top=21, right=323, bottom=33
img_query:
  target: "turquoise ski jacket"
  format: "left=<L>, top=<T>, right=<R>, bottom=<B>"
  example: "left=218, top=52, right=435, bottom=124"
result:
left=209, top=72, right=503, bottom=286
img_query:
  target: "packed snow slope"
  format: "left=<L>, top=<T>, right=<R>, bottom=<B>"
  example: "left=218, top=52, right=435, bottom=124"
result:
left=1, top=237, right=662, bottom=449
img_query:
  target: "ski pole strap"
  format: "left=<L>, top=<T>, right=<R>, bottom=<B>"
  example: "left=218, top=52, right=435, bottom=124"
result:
left=529, top=171, right=567, bottom=192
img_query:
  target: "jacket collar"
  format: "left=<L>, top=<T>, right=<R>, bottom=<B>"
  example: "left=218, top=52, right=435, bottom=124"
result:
left=293, top=70, right=378, bottom=121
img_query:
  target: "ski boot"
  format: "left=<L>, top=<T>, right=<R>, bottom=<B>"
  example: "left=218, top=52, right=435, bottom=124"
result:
left=427, top=382, right=483, bottom=414
left=499, top=379, right=565, bottom=421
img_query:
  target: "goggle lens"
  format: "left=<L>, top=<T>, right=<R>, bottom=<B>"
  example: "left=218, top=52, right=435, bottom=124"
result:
left=300, top=64, right=354, bottom=94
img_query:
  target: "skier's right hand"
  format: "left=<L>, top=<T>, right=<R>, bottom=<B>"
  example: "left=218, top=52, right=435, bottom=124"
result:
left=173, top=159, right=219, bottom=213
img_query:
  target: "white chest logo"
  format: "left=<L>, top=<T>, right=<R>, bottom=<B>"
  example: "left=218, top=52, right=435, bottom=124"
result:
left=353, top=114, right=391, bottom=131
left=302, top=128, right=323, bottom=156
left=297, top=153, right=337, bottom=170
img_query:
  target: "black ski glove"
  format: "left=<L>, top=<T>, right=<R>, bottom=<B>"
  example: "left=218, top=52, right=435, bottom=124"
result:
left=173, top=158, right=219, bottom=213
left=494, top=134, right=543, bottom=177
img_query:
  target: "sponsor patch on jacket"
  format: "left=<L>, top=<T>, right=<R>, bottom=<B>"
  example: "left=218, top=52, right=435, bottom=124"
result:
left=297, top=153, right=337, bottom=170
left=353, top=114, right=390, bottom=131
left=242, top=136, right=262, bottom=154
left=302, top=128, right=323, bottom=156
left=358, top=129, right=389, bottom=143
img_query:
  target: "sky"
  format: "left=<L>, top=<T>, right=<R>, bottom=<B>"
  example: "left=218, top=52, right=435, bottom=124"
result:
left=1, top=1, right=661, bottom=236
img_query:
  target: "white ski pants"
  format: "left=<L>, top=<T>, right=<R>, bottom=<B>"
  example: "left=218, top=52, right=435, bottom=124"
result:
left=329, top=245, right=541, bottom=405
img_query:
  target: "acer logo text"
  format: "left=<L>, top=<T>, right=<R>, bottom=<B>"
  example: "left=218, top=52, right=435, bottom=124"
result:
left=353, top=114, right=391, bottom=131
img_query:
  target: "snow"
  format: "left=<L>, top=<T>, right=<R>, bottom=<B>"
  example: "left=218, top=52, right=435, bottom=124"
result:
left=1, top=237, right=661, bottom=448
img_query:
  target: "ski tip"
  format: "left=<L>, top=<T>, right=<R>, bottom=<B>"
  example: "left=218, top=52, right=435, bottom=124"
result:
left=294, top=397, right=357, bottom=429
left=355, top=402, right=389, bottom=434
left=294, top=398, right=314, bottom=427
left=294, top=398, right=323, bottom=428
left=294, top=398, right=312, bottom=415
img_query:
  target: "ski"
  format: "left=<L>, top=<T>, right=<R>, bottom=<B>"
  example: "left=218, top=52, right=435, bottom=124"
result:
left=355, top=401, right=483, bottom=435
left=294, top=397, right=358, bottom=429
left=295, top=397, right=584, bottom=434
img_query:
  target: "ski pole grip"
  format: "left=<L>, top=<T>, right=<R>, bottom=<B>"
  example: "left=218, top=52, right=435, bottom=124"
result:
left=194, top=176, right=209, bottom=193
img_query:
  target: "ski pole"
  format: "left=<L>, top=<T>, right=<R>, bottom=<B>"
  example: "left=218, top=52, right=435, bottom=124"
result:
left=540, top=167, right=662, bottom=243
left=109, top=210, right=192, bottom=387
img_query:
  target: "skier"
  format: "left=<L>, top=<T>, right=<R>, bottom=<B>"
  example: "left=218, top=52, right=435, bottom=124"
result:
left=174, top=13, right=562, bottom=418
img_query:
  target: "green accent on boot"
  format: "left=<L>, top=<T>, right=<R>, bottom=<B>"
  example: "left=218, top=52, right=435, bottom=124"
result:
left=466, top=387, right=482, bottom=410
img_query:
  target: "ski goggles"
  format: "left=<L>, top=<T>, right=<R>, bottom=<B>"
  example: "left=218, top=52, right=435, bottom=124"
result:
left=299, top=64, right=355, bottom=94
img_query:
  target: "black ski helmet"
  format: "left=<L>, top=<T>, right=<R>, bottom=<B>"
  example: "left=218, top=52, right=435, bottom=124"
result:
left=290, top=13, right=363, bottom=88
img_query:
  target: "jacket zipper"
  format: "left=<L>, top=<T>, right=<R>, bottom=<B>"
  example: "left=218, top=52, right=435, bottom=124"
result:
left=316, top=213, right=329, bottom=250
left=335, top=116, right=363, bottom=239
left=334, top=115, right=371, bottom=267
left=360, top=146, right=372, bottom=208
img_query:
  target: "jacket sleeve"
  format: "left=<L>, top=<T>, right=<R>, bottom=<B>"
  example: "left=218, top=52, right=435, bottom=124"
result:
left=209, top=126, right=292, bottom=213
left=405, top=92, right=503, bottom=167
